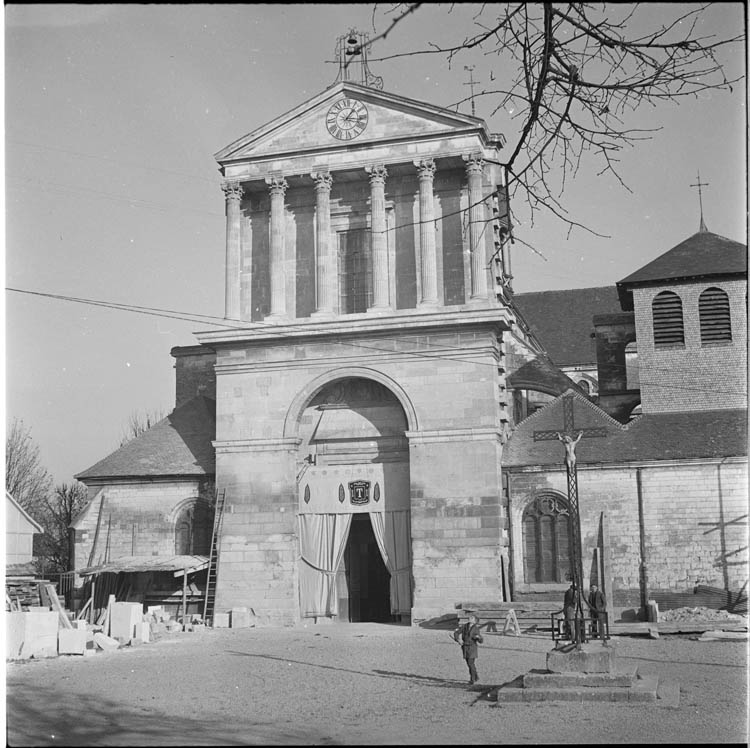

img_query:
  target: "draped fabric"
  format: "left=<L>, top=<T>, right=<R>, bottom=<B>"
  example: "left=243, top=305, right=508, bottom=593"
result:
left=298, top=513, right=352, bottom=618
left=369, top=510, right=412, bottom=614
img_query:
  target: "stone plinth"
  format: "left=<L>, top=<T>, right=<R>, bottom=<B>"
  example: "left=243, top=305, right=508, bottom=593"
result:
left=491, top=642, right=676, bottom=705
left=546, top=641, right=617, bottom=673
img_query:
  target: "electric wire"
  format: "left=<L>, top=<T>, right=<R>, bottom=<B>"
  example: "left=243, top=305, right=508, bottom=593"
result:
left=6, top=286, right=746, bottom=398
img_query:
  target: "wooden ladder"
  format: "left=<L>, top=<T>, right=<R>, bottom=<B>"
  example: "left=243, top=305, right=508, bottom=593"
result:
left=202, top=489, right=227, bottom=623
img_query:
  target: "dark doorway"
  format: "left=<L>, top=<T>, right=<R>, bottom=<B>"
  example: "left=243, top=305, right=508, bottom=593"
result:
left=338, top=514, right=391, bottom=622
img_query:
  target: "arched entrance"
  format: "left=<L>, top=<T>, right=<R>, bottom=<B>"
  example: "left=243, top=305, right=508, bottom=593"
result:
left=294, top=376, right=412, bottom=623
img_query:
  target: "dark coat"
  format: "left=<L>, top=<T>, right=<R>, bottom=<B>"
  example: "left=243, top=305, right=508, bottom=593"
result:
left=588, top=589, right=607, bottom=614
left=454, top=621, right=483, bottom=660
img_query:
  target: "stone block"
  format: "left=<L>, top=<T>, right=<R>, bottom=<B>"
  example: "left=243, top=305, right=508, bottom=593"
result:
left=93, top=632, right=120, bottom=651
left=546, top=642, right=618, bottom=674
left=213, top=612, right=230, bottom=628
left=73, top=619, right=88, bottom=630
left=18, top=611, right=59, bottom=659
left=230, top=608, right=252, bottom=628
left=134, top=621, right=150, bottom=643
left=110, top=602, right=143, bottom=641
left=58, top=628, right=87, bottom=655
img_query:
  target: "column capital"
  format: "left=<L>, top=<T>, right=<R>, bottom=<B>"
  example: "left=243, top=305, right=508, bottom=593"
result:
left=365, top=164, right=388, bottom=184
left=310, top=171, right=333, bottom=192
left=265, top=175, right=288, bottom=196
left=463, top=152, right=485, bottom=174
left=221, top=180, right=244, bottom=201
left=414, top=158, right=437, bottom=180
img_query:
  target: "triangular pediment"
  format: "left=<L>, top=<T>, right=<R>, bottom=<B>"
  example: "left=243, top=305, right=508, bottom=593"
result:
left=215, top=82, right=490, bottom=163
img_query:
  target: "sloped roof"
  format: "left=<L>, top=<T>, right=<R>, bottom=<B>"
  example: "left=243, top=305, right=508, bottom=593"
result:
left=78, top=554, right=209, bottom=577
left=6, top=490, right=43, bottom=533
left=617, top=231, right=747, bottom=310
left=507, top=354, right=584, bottom=395
left=503, top=390, right=747, bottom=467
left=76, top=396, right=216, bottom=480
left=512, top=287, right=622, bottom=367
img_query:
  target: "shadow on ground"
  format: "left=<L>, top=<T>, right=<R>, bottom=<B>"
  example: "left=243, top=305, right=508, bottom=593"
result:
left=6, top=682, right=336, bottom=747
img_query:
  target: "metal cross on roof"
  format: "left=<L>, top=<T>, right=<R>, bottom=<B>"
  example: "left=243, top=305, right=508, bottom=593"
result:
left=690, top=171, right=710, bottom=233
left=533, top=393, right=607, bottom=647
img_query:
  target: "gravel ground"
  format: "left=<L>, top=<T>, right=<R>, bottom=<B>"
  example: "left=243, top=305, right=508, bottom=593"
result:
left=6, top=622, right=748, bottom=746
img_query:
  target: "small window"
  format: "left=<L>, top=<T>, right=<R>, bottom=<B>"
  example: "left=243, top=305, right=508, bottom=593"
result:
left=652, top=291, right=684, bottom=347
left=699, top=287, right=732, bottom=343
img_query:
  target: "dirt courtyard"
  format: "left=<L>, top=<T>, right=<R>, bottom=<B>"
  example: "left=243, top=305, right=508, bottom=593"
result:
left=6, top=621, right=748, bottom=745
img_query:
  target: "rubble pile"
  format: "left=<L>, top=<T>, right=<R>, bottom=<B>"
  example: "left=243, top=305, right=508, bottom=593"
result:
left=659, top=606, right=747, bottom=623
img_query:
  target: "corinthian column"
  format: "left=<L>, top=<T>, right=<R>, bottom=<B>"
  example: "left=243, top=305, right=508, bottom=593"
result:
left=222, top=180, right=243, bottom=320
left=365, top=164, right=390, bottom=311
left=311, top=172, right=334, bottom=316
left=414, top=159, right=438, bottom=306
left=463, top=153, right=488, bottom=300
left=265, top=175, right=288, bottom=318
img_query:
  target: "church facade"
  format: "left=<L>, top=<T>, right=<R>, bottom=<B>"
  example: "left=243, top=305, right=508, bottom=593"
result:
left=73, top=37, right=747, bottom=625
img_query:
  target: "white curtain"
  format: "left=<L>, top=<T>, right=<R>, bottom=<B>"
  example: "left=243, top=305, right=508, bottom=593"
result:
left=298, top=513, right=352, bottom=618
left=369, top=510, right=412, bottom=614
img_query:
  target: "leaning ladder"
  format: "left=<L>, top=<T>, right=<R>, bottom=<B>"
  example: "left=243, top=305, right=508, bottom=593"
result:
left=202, top=488, right=227, bottom=623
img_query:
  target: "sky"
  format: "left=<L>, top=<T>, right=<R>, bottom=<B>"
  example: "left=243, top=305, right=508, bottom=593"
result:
left=4, top=3, right=747, bottom=487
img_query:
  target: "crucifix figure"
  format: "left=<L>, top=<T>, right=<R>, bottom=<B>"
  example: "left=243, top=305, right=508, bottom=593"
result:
left=557, top=430, right=583, bottom=470
left=534, top=393, right=606, bottom=647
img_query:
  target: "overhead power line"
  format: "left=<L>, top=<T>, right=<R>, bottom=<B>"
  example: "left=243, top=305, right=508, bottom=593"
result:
left=6, top=286, right=745, bottom=398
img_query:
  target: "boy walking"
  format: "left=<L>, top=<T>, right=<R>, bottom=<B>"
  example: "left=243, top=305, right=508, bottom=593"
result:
left=453, top=613, right=484, bottom=684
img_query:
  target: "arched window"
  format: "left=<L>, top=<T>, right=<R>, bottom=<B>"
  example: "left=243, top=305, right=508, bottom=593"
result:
left=577, top=379, right=590, bottom=395
left=174, top=500, right=212, bottom=555
left=522, top=494, right=571, bottom=584
left=699, top=287, right=732, bottom=343
left=652, top=291, right=684, bottom=347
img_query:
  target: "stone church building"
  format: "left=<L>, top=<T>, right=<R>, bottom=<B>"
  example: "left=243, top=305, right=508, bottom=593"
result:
left=73, top=34, right=747, bottom=626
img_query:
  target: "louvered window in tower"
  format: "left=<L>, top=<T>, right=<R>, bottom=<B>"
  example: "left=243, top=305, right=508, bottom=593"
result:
left=699, top=287, right=732, bottom=343
left=652, top=291, right=684, bottom=347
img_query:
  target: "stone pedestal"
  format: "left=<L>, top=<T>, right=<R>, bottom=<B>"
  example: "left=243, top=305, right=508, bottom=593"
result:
left=492, top=641, right=677, bottom=705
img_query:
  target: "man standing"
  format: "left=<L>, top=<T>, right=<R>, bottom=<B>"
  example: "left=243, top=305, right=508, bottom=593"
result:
left=453, top=613, right=484, bottom=684
left=562, top=580, right=577, bottom=640
left=587, top=583, right=607, bottom=639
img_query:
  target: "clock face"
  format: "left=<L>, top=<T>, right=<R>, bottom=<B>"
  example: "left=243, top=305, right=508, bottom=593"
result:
left=326, top=98, right=368, bottom=141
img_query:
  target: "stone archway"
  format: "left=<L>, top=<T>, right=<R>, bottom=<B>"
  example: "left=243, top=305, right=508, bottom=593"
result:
left=294, top=376, right=413, bottom=622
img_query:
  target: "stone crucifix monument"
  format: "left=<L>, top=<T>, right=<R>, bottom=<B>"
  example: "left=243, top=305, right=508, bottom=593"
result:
left=533, top=392, right=606, bottom=648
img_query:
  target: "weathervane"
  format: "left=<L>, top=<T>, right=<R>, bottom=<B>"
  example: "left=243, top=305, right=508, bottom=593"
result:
left=689, top=171, right=710, bottom=233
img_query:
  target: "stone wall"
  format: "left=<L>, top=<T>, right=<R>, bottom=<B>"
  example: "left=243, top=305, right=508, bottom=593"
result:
left=73, top=479, right=212, bottom=571
left=210, top=319, right=509, bottom=624
left=507, top=457, right=748, bottom=608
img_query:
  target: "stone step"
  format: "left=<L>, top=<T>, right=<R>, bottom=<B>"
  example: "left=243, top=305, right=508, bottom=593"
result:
left=492, top=675, right=659, bottom=703
left=523, top=664, right=638, bottom=689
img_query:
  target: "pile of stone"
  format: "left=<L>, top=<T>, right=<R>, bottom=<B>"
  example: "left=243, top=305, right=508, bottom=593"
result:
left=659, top=606, right=747, bottom=623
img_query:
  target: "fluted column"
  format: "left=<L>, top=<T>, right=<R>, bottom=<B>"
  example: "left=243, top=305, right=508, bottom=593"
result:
left=311, top=172, right=334, bottom=316
left=265, top=175, right=288, bottom=318
left=365, top=164, right=390, bottom=311
left=222, top=180, right=243, bottom=320
left=415, top=158, right=438, bottom=306
left=464, top=153, right=488, bottom=300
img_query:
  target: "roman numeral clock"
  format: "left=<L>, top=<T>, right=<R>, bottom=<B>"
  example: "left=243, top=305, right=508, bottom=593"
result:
left=326, top=98, right=368, bottom=141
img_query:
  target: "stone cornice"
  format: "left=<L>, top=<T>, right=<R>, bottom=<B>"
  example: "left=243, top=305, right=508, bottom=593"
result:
left=196, top=305, right=513, bottom=347
left=504, top=455, right=748, bottom=472
left=213, top=437, right=302, bottom=453
left=406, top=427, right=504, bottom=445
